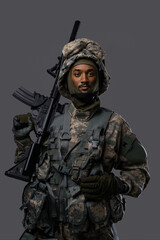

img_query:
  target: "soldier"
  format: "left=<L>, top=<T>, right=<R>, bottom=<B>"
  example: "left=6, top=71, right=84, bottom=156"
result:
left=12, top=38, right=150, bottom=240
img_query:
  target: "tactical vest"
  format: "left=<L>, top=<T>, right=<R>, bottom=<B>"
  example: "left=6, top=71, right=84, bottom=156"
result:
left=22, top=104, right=125, bottom=234
left=47, top=103, right=113, bottom=182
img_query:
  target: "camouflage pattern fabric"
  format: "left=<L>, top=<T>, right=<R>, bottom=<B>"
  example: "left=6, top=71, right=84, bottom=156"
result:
left=22, top=184, right=47, bottom=230
left=29, top=222, right=114, bottom=240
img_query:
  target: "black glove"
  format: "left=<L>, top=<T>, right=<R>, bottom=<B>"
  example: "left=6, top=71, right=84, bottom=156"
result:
left=12, top=113, right=34, bottom=140
left=79, top=172, right=128, bottom=200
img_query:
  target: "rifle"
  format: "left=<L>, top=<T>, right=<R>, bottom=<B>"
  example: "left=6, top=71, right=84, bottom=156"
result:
left=5, top=20, right=81, bottom=182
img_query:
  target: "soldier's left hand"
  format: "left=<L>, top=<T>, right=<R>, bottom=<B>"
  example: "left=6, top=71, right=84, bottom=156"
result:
left=12, top=113, right=34, bottom=139
left=79, top=172, right=127, bottom=200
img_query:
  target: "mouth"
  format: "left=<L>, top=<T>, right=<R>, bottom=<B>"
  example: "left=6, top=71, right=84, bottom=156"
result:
left=79, top=85, right=90, bottom=91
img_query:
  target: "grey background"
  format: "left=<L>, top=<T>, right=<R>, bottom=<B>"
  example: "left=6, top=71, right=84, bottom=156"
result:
left=0, top=0, right=159, bottom=239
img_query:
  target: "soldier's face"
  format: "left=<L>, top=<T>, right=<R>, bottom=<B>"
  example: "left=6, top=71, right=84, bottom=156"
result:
left=71, top=64, right=97, bottom=93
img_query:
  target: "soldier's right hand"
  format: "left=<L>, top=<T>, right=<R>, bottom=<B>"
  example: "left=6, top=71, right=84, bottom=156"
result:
left=12, top=113, right=34, bottom=139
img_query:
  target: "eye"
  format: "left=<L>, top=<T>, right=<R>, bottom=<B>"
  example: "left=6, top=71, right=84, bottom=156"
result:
left=88, top=71, right=95, bottom=77
left=74, top=72, right=81, bottom=77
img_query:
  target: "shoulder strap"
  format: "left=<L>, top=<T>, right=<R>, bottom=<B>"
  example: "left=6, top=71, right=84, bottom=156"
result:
left=80, top=107, right=113, bottom=149
left=88, top=107, right=113, bottom=130
left=47, top=103, right=70, bottom=161
left=60, top=104, right=71, bottom=157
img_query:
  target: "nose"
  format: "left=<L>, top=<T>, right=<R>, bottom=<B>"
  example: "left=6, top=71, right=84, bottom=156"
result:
left=81, top=73, right=88, bottom=83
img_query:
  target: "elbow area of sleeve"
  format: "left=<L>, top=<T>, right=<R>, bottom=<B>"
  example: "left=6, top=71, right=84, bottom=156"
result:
left=125, top=139, right=147, bottom=165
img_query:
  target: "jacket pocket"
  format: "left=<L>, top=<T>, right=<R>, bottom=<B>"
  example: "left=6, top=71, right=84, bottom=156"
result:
left=21, top=184, right=47, bottom=230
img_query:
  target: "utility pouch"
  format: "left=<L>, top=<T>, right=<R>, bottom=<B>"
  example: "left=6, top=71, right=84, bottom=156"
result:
left=21, top=184, right=47, bottom=230
left=86, top=199, right=110, bottom=231
left=67, top=194, right=110, bottom=233
left=67, top=193, right=89, bottom=234
left=109, top=194, right=125, bottom=223
left=67, top=193, right=87, bottom=225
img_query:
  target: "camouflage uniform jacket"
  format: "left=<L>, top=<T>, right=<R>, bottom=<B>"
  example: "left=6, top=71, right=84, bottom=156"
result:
left=14, top=102, right=150, bottom=235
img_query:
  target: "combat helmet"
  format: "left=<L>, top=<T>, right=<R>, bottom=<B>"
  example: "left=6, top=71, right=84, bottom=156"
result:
left=58, top=38, right=110, bottom=99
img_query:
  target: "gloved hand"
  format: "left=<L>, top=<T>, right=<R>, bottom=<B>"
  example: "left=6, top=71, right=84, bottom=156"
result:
left=12, top=113, right=34, bottom=140
left=79, top=172, right=128, bottom=200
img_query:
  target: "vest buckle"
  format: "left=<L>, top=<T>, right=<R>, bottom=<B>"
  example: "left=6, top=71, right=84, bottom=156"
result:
left=92, top=140, right=99, bottom=149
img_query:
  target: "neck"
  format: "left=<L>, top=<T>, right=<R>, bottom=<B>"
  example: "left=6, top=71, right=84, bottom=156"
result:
left=71, top=97, right=100, bottom=112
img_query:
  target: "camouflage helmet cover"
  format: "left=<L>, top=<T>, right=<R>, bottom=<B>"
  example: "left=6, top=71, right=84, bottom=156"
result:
left=58, top=38, right=110, bottom=99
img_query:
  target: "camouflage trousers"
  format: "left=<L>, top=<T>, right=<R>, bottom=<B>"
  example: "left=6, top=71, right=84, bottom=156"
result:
left=21, top=222, right=114, bottom=240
